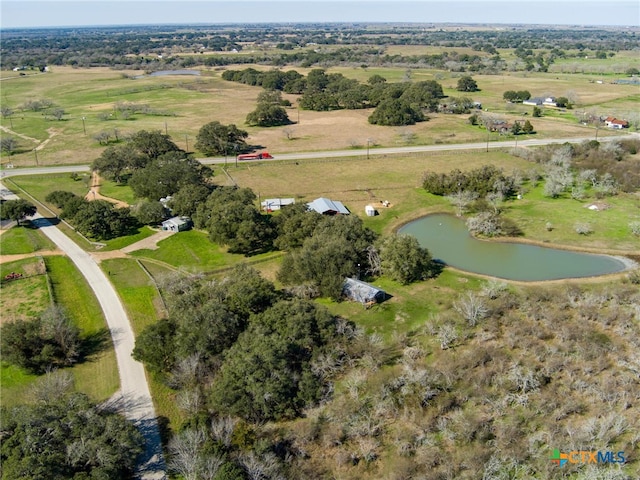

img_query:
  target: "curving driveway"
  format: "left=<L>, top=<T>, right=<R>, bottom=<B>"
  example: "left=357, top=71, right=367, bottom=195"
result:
left=26, top=213, right=166, bottom=480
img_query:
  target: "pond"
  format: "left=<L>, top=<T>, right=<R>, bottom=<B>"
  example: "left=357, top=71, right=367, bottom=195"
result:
left=134, top=70, right=201, bottom=78
left=398, top=213, right=629, bottom=281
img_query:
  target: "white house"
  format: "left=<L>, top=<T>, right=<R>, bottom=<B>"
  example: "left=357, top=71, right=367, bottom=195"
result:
left=162, top=216, right=191, bottom=232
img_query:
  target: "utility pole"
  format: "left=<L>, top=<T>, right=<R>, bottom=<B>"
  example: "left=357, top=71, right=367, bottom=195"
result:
left=82, top=116, right=86, bottom=135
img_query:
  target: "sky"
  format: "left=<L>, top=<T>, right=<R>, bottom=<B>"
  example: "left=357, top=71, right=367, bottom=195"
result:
left=1, top=0, right=639, bottom=29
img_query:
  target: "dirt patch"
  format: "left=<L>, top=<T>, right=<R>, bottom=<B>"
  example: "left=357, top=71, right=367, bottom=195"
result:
left=91, top=250, right=128, bottom=263
left=85, top=172, right=129, bottom=208
left=121, top=230, right=175, bottom=253
left=0, top=250, right=63, bottom=265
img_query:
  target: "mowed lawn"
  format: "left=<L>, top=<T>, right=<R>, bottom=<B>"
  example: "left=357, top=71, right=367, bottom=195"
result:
left=0, top=226, right=57, bottom=254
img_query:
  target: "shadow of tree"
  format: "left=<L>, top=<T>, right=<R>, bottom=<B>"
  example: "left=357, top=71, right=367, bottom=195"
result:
left=77, top=328, right=111, bottom=363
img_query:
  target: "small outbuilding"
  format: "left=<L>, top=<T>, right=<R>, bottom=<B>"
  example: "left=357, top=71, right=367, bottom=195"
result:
left=365, top=205, right=377, bottom=217
left=162, top=216, right=191, bottom=232
left=307, top=197, right=350, bottom=215
left=342, top=277, right=386, bottom=306
left=261, top=198, right=295, bottom=212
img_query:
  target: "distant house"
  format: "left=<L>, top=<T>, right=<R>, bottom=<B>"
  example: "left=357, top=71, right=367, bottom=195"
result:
left=523, top=97, right=544, bottom=106
left=162, top=216, right=191, bottom=232
left=487, top=120, right=512, bottom=134
left=342, top=278, right=386, bottom=305
left=542, top=96, right=558, bottom=106
left=604, top=116, right=629, bottom=129
left=261, top=198, right=295, bottom=212
left=307, top=197, right=350, bottom=215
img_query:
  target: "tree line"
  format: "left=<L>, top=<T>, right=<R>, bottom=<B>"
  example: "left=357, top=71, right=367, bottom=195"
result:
left=3, top=24, right=636, bottom=73
left=223, top=67, right=446, bottom=126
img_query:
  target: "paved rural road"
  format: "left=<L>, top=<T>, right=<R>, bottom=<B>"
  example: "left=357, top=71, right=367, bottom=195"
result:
left=2, top=133, right=637, bottom=178
left=1, top=184, right=165, bottom=480
left=37, top=214, right=166, bottom=479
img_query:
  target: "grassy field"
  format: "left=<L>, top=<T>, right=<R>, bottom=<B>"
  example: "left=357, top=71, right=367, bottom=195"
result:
left=0, top=225, right=56, bottom=254
left=0, top=255, right=118, bottom=406
left=44, top=255, right=119, bottom=401
left=1, top=65, right=636, bottom=170
left=100, top=257, right=182, bottom=430
left=0, top=256, right=51, bottom=322
left=129, top=229, right=282, bottom=272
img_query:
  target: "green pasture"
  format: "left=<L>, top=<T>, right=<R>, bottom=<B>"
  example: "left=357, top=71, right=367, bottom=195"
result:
left=97, top=179, right=137, bottom=205
left=101, top=257, right=183, bottom=431
left=45, top=255, right=119, bottom=401
left=101, top=258, right=165, bottom=334
left=129, top=229, right=281, bottom=272
left=0, top=255, right=118, bottom=406
left=502, top=183, right=640, bottom=251
left=100, top=226, right=155, bottom=252
left=0, top=225, right=56, bottom=254
left=7, top=174, right=92, bottom=210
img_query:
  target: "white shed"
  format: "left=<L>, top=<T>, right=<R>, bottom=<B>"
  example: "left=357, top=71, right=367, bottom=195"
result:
left=365, top=205, right=377, bottom=217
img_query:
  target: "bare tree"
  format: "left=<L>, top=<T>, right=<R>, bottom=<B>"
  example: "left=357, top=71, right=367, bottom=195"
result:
left=437, top=324, right=459, bottom=350
left=366, top=245, right=382, bottom=277
left=40, top=305, right=80, bottom=365
left=0, top=136, right=19, bottom=155
left=481, top=279, right=508, bottom=299
left=51, top=108, right=65, bottom=120
left=454, top=291, right=489, bottom=326
left=239, top=451, right=284, bottom=480
left=29, top=370, right=74, bottom=404
left=574, top=222, right=593, bottom=235
left=486, top=191, right=504, bottom=214
left=168, top=428, right=207, bottom=480
left=282, top=127, right=295, bottom=140
left=447, top=190, right=479, bottom=216
left=210, top=416, right=237, bottom=447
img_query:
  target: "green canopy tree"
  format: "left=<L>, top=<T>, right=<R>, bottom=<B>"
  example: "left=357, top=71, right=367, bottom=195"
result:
left=70, top=200, right=137, bottom=240
left=272, top=203, right=323, bottom=251
left=278, top=215, right=377, bottom=299
left=368, top=98, right=425, bottom=126
left=91, top=143, right=146, bottom=183
left=195, top=121, right=249, bottom=156
left=0, top=385, right=143, bottom=480
left=378, top=234, right=436, bottom=284
left=456, top=75, right=479, bottom=92
left=246, top=89, right=291, bottom=127
left=129, top=129, right=181, bottom=160
left=0, top=199, right=36, bottom=226
left=128, top=151, right=212, bottom=200
left=195, top=187, right=272, bottom=254
left=209, top=299, right=338, bottom=422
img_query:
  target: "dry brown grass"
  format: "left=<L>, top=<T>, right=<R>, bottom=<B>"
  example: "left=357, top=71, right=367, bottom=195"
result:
left=2, top=65, right=636, bottom=169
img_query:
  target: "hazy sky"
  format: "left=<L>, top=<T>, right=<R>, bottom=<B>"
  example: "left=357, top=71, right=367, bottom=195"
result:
left=2, top=0, right=639, bottom=29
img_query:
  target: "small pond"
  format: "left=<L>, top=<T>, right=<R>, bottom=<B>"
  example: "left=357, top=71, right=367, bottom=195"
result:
left=398, top=213, right=628, bottom=281
left=134, top=70, right=201, bottom=79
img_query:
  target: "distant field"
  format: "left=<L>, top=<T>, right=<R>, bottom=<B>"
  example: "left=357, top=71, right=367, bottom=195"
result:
left=1, top=63, right=636, bottom=169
